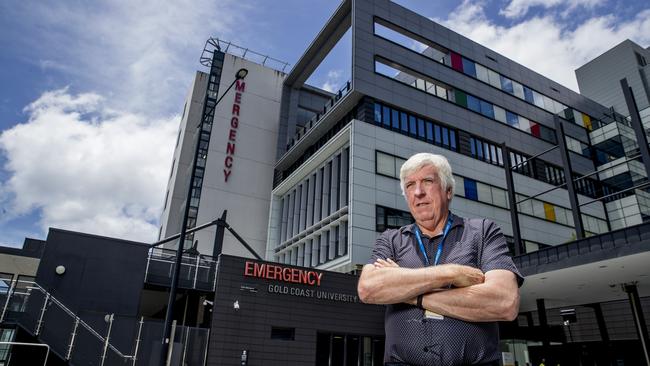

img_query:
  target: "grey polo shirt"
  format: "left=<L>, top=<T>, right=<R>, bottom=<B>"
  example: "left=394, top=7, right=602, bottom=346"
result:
left=369, top=213, right=524, bottom=366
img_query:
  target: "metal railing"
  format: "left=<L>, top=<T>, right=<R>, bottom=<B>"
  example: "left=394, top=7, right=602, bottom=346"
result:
left=144, top=248, right=218, bottom=292
left=0, top=280, right=210, bottom=365
left=514, top=221, right=650, bottom=270
left=286, top=80, right=352, bottom=151
left=200, top=37, right=290, bottom=72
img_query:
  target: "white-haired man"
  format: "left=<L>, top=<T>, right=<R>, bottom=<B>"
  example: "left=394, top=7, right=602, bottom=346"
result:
left=358, top=152, right=523, bottom=366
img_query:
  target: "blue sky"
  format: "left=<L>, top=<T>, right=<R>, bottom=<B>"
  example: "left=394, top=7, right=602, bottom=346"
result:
left=0, top=0, right=649, bottom=247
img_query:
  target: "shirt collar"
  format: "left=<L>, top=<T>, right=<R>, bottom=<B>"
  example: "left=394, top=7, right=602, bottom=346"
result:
left=403, top=212, right=464, bottom=236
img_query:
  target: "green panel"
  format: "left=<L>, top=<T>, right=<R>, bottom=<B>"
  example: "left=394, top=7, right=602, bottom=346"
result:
left=455, top=90, right=467, bottom=107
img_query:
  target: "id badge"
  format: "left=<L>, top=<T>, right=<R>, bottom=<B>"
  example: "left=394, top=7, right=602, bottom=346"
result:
left=425, top=310, right=444, bottom=320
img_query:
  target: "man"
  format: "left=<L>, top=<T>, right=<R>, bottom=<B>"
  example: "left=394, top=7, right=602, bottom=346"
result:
left=358, top=153, right=523, bottom=366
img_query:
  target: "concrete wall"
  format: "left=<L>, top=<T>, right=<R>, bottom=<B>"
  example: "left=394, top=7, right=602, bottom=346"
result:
left=193, top=54, right=285, bottom=257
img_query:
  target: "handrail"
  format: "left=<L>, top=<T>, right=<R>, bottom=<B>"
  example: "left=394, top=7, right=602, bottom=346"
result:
left=15, top=281, right=134, bottom=360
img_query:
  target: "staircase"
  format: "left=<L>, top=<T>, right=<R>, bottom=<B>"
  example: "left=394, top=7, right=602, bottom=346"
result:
left=1, top=280, right=137, bottom=365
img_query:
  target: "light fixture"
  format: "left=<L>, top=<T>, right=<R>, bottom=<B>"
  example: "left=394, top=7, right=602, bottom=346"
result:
left=233, top=300, right=240, bottom=310
left=55, top=265, right=66, bottom=275
left=236, top=68, right=248, bottom=80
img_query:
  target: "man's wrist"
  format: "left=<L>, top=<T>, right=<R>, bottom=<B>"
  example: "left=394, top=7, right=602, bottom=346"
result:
left=416, top=294, right=423, bottom=309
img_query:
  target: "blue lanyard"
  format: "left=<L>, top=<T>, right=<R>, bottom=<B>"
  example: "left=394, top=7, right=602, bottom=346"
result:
left=414, top=214, right=454, bottom=266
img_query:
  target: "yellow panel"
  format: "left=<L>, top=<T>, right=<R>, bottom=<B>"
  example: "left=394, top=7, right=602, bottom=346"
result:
left=543, top=202, right=556, bottom=222
left=581, top=114, right=592, bottom=131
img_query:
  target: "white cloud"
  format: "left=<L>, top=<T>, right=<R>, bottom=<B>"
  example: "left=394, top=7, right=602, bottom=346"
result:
left=435, top=1, right=650, bottom=91
left=501, top=0, right=603, bottom=19
left=0, top=88, right=178, bottom=242
left=12, top=0, right=246, bottom=118
left=322, top=70, right=344, bottom=93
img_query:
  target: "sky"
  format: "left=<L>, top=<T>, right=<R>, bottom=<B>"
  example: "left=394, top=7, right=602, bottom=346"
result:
left=0, top=0, right=649, bottom=247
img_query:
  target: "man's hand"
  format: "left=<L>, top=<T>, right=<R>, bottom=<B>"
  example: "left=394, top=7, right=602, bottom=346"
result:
left=372, top=259, right=484, bottom=288
left=444, top=264, right=485, bottom=287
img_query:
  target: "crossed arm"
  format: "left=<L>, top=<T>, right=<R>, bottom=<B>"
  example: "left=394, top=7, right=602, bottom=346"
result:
left=357, top=259, right=520, bottom=322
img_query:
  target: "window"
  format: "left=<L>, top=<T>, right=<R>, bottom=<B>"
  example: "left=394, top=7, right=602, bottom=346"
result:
left=376, top=206, right=413, bottom=232
left=480, top=100, right=495, bottom=118
left=462, top=57, right=477, bottom=77
left=374, top=103, right=382, bottom=125
left=475, top=63, right=490, bottom=83
left=467, top=95, right=481, bottom=113
left=464, top=178, right=478, bottom=201
left=377, top=152, right=394, bottom=177
left=500, top=76, right=514, bottom=94
left=506, top=111, right=519, bottom=128
left=271, top=327, right=295, bottom=341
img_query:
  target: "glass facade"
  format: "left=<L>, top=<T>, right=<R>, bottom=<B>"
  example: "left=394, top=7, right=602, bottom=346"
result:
left=373, top=18, right=598, bottom=131
left=374, top=58, right=558, bottom=144
left=375, top=151, right=608, bottom=236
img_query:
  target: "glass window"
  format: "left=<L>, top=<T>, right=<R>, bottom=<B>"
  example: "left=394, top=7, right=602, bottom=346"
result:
left=455, top=90, right=467, bottom=107
left=542, top=95, right=555, bottom=113
left=476, top=140, right=484, bottom=159
left=442, top=127, right=449, bottom=146
left=416, top=78, right=426, bottom=91
left=506, top=111, right=519, bottom=128
left=555, top=207, right=568, bottom=225
left=470, top=137, right=476, bottom=156
left=512, top=81, right=525, bottom=99
left=426, top=122, right=434, bottom=143
left=436, top=85, right=448, bottom=99
left=518, top=116, right=531, bottom=132
left=392, top=109, right=400, bottom=129
left=480, top=100, right=495, bottom=118
left=532, top=200, right=545, bottom=218
left=409, top=115, right=417, bottom=135
left=451, top=52, right=463, bottom=71
left=450, top=130, right=457, bottom=150
left=434, top=125, right=442, bottom=144
left=477, top=182, right=492, bottom=204
left=523, top=86, right=535, bottom=103
left=377, top=152, right=394, bottom=176
left=533, top=91, right=545, bottom=109
left=426, top=81, right=436, bottom=95
left=487, top=69, right=501, bottom=88
left=400, top=112, right=408, bottom=132
left=500, top=76, right=514, bottom=94
left=455, top=175, right=465, bottom=196
left=543, top=202, right=556, bottom=222
left=462, top=57, right=477, bottom=77
left=418, top=118, right=425, bottom=139
left=494, top=105, right=507, bottom=123
left=375, top=60, right=400, bottom=78
left=467, top=95, right=481, bottom=112
left=464, top=178, right=478, bottom=201
left=517, top=195, right=533, bottom=215
left=475, top=63, right=489, bottom=83
left=497, top=146, right=504, bottom=166
left=374, top=103, right=382, bottom=124
left=395, top=158, right=406, bottom=177
left=382, top=105, right=391, bottom=127
left=492, top=187, right=508, bottom=208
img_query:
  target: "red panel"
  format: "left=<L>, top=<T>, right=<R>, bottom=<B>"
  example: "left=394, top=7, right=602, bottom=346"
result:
left=451, top=52, right=463, bottom=72
left=530, top=122, right=541, bottom=137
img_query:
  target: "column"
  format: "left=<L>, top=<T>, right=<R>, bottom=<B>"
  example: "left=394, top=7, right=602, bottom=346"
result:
left=286, top=190, right=295, bottom=241
left=330, top=155, right=340, bottom=213
left=292, top=186, right=301, bottom=237
left=299, top=180, right=308, bottom=232
left=321, top=163, right=331, bottom=219
left=280, top=196, right=289, bottom=242
left=338, top=221, right=347, bottom=256
left=306, top=174, right=315, bottom=227
left=303, top=239, right=312, bottom=267
left=340, top=148, right=349, bottom=207
left=314, top=169, right=323, bottom=223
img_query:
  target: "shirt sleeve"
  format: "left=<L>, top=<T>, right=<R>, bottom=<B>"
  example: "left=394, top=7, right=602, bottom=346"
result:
left=480, top=219, right=525, bottom=287
left=368, top=230, right=397, bottom=264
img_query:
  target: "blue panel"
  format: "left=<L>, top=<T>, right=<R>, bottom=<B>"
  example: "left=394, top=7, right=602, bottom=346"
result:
left=409, top=115, right=417, bottom=136
left=400, top=112, right=408, bottom=132
left=464, top=179, right=478, bottom=201
left=462, top=57, right=477, bottom=78
left=500, top=76, right=514, bottom=94
left=506, top=111, right=519, bottom=128
left=480, top=100, right=494, bottom=118
left=383, top=106, right=391, bottom=127
left=418, top=118, right=426, bottom=139
left=467, top=95, right=481, bottom=113
left=523, top=86, right=535, bottom=103
left=392, top=109, right=400, bottom=129
left=374, top=103, right=382, bottom=125
left=426, top=122, right=434, bottom=142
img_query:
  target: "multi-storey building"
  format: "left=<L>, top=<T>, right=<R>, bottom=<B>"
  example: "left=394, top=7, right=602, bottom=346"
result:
left=2, top=1, right=648, bottom=365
